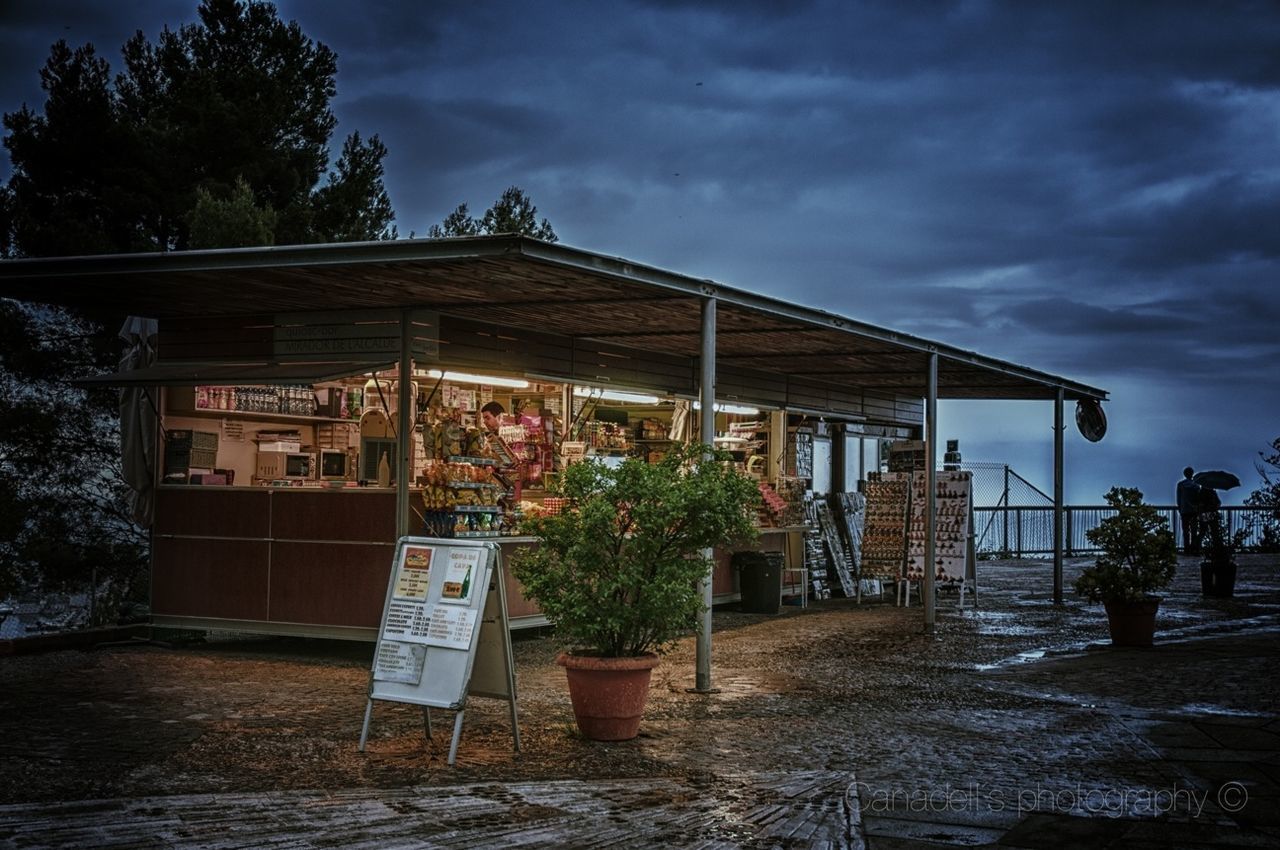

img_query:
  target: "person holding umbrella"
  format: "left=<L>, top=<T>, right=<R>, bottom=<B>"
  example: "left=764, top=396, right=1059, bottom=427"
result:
left=1177, top=467, right=1202, bottom=554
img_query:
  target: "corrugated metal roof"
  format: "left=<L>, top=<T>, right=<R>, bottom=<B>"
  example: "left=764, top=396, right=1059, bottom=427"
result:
left=0, top=235, right=1107, bottom=402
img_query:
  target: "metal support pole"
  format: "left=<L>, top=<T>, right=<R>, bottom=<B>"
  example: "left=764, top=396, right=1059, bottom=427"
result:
left=832, top=426, right=846, bottom=493
left=396, top=309, right=413, bottom=539
left=358, top=699, right=374, bottom=752
left=1066, top=509, right=1074, bottom=558
left=858, top=436, right=866, bottom=484
left=694, top=295, right=718, bottom=693
left=1002, top=465, right=1010, bottom=556
left=447, top=710, right=465, bottom=766
left=1053, top=388, right=1064, bottom=605
left=924, top=351, right=938, bottom=633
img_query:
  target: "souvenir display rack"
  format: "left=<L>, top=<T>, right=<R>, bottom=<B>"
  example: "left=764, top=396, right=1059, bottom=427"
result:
left=862, top=473, right=911, bottom=581
left=801, top=494, right=833, bottom=600
left=834, top=491, right=867, bottom=587
left=906, top=470, right=973, bottom=583
left=813, top=499, right=856, bottom=597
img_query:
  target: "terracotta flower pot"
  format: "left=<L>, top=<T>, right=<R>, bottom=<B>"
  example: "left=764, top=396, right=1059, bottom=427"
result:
left=1103, top=597, right=1160, bottom=647
left=556, top=652, right=660, bottom=741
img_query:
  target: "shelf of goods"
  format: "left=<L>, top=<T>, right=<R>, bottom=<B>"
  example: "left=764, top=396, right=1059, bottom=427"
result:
left=861, top=474, right=911, bottom=581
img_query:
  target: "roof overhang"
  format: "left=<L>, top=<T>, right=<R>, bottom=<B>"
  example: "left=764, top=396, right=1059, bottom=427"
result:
left=75, top=360, right=396, bottom=388
left=0, top=235, right=1108, bottom=402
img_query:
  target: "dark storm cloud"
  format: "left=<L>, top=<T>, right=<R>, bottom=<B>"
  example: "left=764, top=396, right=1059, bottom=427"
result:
left=1090, top=174, right=1280, bottom=270
left=0, top=1, right=189, bottom=113
left=2, top=0, right=1277, bottom=500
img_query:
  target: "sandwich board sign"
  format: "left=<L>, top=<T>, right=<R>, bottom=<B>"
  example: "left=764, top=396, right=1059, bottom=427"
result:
left=358, top=536, right=519, bottom=765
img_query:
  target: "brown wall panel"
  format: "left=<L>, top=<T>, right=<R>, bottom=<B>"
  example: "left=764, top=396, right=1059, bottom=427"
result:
left=158, top=315, right=274, bottom=360
left=270, top=491, right=397, bottom=542
left=718, top=366, right=788, bottom=407
left=269, top=541, right=394, bottom=627
left=152, top=538, right=270, bottom=619
left=500, top=561, right=542, bottom=619
left=787, top=378, right=831, bottom=411
left=155, top=488, right=271, bottom=538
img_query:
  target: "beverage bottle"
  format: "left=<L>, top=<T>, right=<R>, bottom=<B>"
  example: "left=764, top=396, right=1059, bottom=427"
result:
left=377, top=451, right=391, bottom=488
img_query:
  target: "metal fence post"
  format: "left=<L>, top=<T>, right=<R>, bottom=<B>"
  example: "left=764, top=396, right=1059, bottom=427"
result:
left=1002, top=465, right=1010, bottom=555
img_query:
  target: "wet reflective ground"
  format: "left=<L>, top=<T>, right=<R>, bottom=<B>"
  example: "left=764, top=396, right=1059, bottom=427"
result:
left=0, top=554, right=1276, bottom=847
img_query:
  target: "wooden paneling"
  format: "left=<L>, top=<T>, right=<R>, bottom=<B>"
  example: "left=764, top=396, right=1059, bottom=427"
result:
left=718, top=366, right=788, bottom=408
left=152, top=538, right=270, bottom=620
left=158, top=314, right=275, bottom=361
left=440, top=316, right=576, bottom=379
left=155, top=488, right=271, bottom=538
left=575, top=341, right=695, bottom=394
left=270, top=491, right=397, bottom=542
left=496, top=544, right=543, bottom=619
left=268, top=541, right=393, bottom=628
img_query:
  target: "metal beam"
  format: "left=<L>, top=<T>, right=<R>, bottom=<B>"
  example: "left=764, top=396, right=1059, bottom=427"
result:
left=1054, top=388, right=1065, bottom=605
left=694, top=295, right=717, bottom=694
left=579, top=325, right=804, bottom=340
left=396, top=309, right=413, bottom=539
left=442, top=294, right=685, bottom=312
left=924, top=351, right=938, bottom=633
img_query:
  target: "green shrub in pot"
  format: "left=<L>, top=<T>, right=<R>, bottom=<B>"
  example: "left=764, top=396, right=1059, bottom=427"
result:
left=513, top=442, right=761, bottom=658
left=1074, top=486, right=1177, bottom=604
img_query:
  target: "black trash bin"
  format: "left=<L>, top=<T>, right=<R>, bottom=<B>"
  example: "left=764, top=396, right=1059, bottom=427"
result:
left=734, top=551, right=782, bottom=614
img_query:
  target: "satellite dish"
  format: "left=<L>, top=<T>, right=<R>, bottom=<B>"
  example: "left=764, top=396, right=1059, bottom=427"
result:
left=1075, top=398, right=1107, bottom=442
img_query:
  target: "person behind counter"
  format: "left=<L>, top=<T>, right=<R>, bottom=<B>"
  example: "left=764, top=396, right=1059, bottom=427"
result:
left=481, top=401, right=505, bottom=432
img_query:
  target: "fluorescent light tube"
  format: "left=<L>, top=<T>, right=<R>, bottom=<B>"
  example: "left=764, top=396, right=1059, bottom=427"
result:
left=693, top=401, right=761, bottom=415
left=426, top=370, right=529, bottom=389
left=573, top=387, right=660, bottom=405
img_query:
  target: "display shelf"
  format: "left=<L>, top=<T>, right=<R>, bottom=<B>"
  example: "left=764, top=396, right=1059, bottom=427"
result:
left=448, top=481, right=500, bottom=490
left=173, top=408, right=355, bottom=425
left=454, top=505, right=502, bottom=513
left=447, top=455, right=498, bottom=465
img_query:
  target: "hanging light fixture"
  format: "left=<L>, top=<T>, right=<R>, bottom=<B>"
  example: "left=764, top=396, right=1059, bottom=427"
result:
left=572, top=387, right=660, bottom=405
left=425, top=369, right=529, bottom=389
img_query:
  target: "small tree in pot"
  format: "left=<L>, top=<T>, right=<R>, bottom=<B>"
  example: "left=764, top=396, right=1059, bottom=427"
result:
left=1199, top=512, right=1248, bottom=598
left=1074, top=486, right=1176, bottom=646
left=512, top=443, right=759, bottom=740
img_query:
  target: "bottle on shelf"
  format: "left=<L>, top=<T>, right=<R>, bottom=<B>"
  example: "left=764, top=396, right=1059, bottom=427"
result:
left=377, top=451, right=391, bottom=488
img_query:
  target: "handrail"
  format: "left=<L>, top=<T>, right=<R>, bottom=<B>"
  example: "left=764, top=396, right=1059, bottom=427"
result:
left=973, top=505, right=1274, bottom=557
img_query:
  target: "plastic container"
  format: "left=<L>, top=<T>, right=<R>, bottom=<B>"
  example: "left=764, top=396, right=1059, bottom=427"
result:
left=734, top=550, right=782, bottom=614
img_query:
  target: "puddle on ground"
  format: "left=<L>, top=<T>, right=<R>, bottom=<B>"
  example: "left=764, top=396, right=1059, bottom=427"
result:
left=1176, top=703, right=1270, bottom=718
left=957, top=609, right=1048, bottom=637
left=973, top=640, right=1096, bottom=672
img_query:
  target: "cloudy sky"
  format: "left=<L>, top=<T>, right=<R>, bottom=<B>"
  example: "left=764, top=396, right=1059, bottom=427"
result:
left=2, top=0, right=1277, bottom=504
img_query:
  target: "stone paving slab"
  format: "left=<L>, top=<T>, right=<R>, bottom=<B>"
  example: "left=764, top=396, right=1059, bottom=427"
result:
left=0, top=771, right=861, bottom=850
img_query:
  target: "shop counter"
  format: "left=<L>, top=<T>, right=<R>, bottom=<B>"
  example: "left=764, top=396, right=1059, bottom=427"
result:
left=152, top=485, right=808, bottom=638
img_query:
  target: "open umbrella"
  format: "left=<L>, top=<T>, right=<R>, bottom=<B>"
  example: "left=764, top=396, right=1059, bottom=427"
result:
left=1193, top=470, right=1240, bottom=491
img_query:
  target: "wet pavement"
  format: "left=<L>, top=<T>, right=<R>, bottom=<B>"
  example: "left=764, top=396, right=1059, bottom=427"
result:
left=0, top=554, right=1277, bottom=848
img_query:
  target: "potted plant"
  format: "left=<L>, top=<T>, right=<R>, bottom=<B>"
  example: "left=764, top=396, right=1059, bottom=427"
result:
left=511, top=442, right=759, bottom=741
left=1199, top=511, right=1247, bottom=598
left=1074, top=486, right=1177, bottom=647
